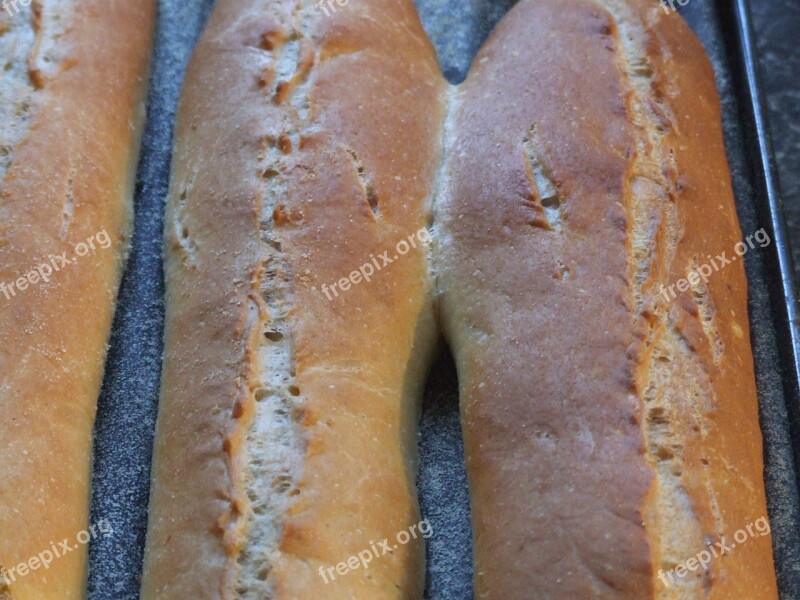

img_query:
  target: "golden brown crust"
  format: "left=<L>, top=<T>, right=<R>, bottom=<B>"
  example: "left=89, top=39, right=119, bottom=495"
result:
left=141, top=0, right=445, bottom=598
left=0, top=1, right=155, bottom=598
left=144, top=0, right=777, bottom=597
left=435, top=0, right=776, bottom=597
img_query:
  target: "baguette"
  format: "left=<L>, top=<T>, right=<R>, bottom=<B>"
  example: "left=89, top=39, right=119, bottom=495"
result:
left=140, top=0, right=446, bottom=597
left=143, top=0, right=778, bottom=597
left=0, top=1, right=155, bottom=598
left=434, top=0, right=777, bottom=597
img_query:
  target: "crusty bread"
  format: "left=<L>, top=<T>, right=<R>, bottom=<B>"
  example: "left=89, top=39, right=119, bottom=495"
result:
left=435, top=0, right=777, bottom=597
left=143, top=0, right=777, bottom=597
left=140, top=0, right=446, bottom=597
left=0, top=1, right=155, bottom=598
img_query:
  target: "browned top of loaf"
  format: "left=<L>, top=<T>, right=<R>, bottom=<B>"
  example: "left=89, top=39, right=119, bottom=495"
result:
left=0, top=1, right=155, bottom=598
left=143, top=0, right=777, bottom=597
left=141, top=0, right=446, bottom=597
left=435, top=0, right=776, bottom=597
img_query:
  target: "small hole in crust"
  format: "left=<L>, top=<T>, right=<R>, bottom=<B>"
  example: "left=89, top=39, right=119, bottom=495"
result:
left=272, top=474, right=292, bottom=493
left=654, top=445, right=674, bottom=461
left=265, top=331, right=284, bottom=342
left=541, top=195, right=560, bottom=210
left=288, top=385, right=300, bottom=396
left=648, top=407, right=669, bottom=425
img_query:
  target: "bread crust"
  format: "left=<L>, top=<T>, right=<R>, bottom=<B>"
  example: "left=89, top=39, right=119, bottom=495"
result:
left=0, top=1, right=155, bottom=598
left=435, top=0, right=777, bottom=597
left=141, top=0, right=446, bottom=597
left=144, top=0, right=777, bottom=597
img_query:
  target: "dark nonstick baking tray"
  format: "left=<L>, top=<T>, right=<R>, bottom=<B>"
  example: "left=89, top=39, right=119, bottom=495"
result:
left=86, top=0, right=800, bottom=598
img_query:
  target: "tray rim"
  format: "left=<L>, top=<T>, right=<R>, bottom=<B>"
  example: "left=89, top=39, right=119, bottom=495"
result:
left=727, top=0, right=800, bottom=481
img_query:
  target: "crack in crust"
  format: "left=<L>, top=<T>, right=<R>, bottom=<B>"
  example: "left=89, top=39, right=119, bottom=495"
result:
left=522, top=124, right=563, bottom=232
left=345, top=146, right=379, bottom=216
left=0, top=0, right=71, bottom=187
left=596, top=0, right=723, bottom=596
left=235, top=2, right=317, bottom=597
left=59, top=163, right=76, bottom=240
left=687, top=257, right=725, bottom=365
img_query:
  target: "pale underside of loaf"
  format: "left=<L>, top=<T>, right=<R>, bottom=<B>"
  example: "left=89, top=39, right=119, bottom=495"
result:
left=144, top=0, right=776, bottom=598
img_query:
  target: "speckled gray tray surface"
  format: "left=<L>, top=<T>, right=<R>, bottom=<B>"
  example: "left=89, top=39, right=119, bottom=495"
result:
left=752, top=1, right=800, bottom=286
left=86, top=1, right=800, bottom=598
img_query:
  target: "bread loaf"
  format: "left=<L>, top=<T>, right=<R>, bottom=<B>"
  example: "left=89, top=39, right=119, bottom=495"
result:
left=143, top=0, right=777, bottom=597
left=435, top=0, right=777, bottom=597
left=141, top=0, right=446, bottom=597
left=0, top=1, right=155, bottom=597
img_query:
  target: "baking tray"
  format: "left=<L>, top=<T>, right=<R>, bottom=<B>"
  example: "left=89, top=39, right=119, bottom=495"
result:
left=86, top=0, right=800, bottom=598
